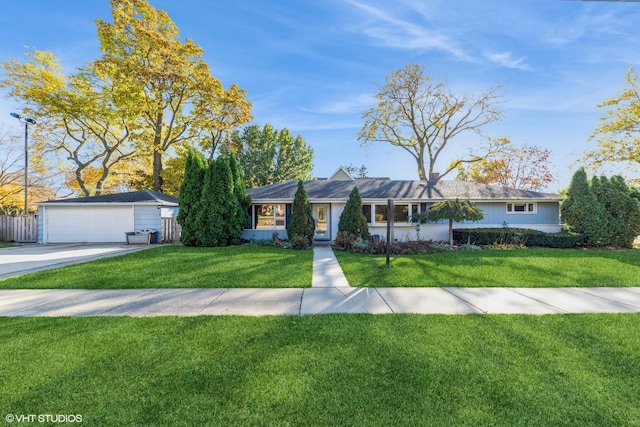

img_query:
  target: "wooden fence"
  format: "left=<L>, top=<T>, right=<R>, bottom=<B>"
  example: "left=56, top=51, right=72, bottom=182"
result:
left=0, top=215, right=38, bottom=243
left=162, top=217, right=182, bottom=243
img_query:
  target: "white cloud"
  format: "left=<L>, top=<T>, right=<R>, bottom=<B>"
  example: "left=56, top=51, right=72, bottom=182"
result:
left=299, top=93, right=375, bottom=115
left=345, top=0, right=472, bottom=61
left=485, top=52, right=531, bottom=71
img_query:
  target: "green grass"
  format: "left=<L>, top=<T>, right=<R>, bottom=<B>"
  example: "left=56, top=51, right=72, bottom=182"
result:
left=336, top=248, right=640, bottom=287
left=1, top=314, right=640, bottom=426
left=0, top=242, right=13, bottom=248
left=0, top=245, right=312, bottom=289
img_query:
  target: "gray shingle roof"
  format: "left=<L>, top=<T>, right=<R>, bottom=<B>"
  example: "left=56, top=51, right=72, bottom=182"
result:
left=36, top=190, right=178, bottom=205
left=247, top=179, right=563, bottom=202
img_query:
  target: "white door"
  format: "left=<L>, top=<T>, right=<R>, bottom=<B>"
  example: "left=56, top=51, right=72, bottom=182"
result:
left=45, top=206, right=134, bottom=243
left=312, top=204, right=330, bottom=240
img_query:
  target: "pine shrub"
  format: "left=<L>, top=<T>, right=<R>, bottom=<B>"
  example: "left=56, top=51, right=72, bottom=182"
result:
left=562, top=168, right=640, bottom=247
left=286, top=180, right=315, bottom=249
left=177, top=150, right=207, bottom=246
left=337, top=186, right=370, bottom=247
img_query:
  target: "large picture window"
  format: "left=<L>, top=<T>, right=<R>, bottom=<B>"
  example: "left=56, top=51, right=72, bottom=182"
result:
left=255, top=204, right=286, bottom=229
left=369, top=203, right=420, bottom=224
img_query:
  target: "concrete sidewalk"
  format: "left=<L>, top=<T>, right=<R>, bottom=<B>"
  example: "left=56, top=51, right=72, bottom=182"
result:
left=1, top=287, right=639, bottom=317
left=2, top=244, right=640, bottom=317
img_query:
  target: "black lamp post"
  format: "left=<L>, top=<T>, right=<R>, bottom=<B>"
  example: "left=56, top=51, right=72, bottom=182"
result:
left=10, top=113, right=36, bottom=214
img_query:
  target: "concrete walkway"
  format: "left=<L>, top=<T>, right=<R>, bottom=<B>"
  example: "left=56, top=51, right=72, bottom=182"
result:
left=1, top=245, right=640, bottom=316
left=312, top=244, right=350, bottom=288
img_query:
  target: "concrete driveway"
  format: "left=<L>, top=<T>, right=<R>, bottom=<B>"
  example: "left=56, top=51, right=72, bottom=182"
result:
left=0, top=243, right=154, bottom=280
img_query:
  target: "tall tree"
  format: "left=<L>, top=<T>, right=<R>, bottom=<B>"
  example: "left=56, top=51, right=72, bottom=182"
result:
left=359, top=64, right=503, bottom=182
left=177, top=149, right=207, bottom=246
left=1, top=49, right=138, bottom=196
left=232, top=124, right=314, bottom=187
left=286, top=181, right=315, bottom=249
left=95, top=0, right=249, bottom=192
left=583, top=68, right=640, bottom=175
left=456, top=137, right=554, bottom=190
left=194, top=84, right=253, bottom=161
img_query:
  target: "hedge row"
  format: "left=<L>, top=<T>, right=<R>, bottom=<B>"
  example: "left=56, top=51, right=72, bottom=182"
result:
left=452, top=228, right=584, bottom=248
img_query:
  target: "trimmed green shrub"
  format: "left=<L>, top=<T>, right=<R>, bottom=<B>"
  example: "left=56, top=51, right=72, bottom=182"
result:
left=229, top=153, right=251, bottom=235
left=177, top=150, right=207, bottom=246
left=286, top=181, right=315, bottom=249
left=561, top=168, right=607, bottom=246
left=590, top=175, right=640, bottom=248
left=337, top=186, right=370, bottom=248
left=194, top=156, right=242, bottom=247
left=562, top=169, right=640, bottom=248
left=453, top=228, right=584, bottom=248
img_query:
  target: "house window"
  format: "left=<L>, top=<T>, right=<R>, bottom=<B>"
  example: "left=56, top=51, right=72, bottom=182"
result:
left=394, top=204, right=409, bottom=222
left=362, top=205, right=372, bottom=223
left=254, top=204, right=286, bottom=229
left=506, top=202, right=536, bottom=214
left=371, top=203, right=420, bottom=224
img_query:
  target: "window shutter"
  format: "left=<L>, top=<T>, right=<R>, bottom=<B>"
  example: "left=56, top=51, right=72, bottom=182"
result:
left=285, top=203, right=292, bottom=226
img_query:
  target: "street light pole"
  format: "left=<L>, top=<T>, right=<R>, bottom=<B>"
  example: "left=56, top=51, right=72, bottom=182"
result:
left=10, top=113, right=36, bottom=214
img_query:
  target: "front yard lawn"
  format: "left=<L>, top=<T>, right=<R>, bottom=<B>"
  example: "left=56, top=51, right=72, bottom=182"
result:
left=1, top=314, right=639, bottom=426
left=335, top=248, right=640, bottom=287
left=0, top=245, right=312, bottom=289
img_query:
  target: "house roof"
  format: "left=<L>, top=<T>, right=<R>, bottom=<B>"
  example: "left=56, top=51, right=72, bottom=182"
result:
left=35, top=190, right=178, bottom=206
left=247, top=179, right=563, bottom=202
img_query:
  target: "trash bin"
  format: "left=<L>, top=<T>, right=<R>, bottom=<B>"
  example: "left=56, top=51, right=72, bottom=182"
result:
left=125, top=229, right=157, bottom=244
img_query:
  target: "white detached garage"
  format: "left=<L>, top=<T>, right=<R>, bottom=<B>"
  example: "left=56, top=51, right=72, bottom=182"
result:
left=35, top=190, right=178, bottom=244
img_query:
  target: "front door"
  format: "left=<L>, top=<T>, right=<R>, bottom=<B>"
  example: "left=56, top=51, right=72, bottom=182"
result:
left=312, top=204, right=330, bottom=240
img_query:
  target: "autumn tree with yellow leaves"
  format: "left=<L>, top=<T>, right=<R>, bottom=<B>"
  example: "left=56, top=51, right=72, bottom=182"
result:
left=1, top=0, right=251, bottom=195
left=583, top=68, right=640, bottom=181
left=95, top=0, right=252, bottom=191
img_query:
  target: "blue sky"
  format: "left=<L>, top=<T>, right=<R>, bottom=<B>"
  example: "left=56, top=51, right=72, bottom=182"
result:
left=2, top=0, right=640, bottom=192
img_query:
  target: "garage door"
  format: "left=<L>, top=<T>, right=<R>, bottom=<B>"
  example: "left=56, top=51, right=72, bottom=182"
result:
left=45, top=206, right=134, bottom=243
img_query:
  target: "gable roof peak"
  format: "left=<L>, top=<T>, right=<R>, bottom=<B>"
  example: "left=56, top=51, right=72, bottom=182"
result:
left=328, top=167, right=354, bottom=181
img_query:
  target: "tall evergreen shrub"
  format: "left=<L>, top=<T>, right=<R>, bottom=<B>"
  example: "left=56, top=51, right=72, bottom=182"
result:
left=561, top=168, right=607, bottom=245
left=591, top=175, right=640, bottom=247
left=286, top=180, right=315, bottom=249
left=562, top=168, right=640, bottom=247
left=177, top=150, right=207, bottom=246
left=229, top=153, right=251, bottom=233
left=194, top=159, right=223, bottom=246
left=194, top=156, right=242, bottom=246
left=337, top=186, right=370, bottom=243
